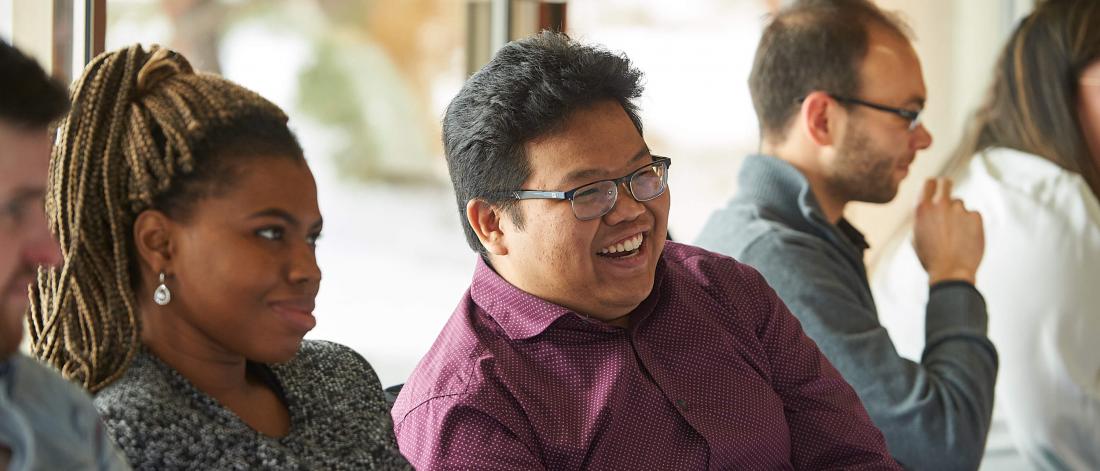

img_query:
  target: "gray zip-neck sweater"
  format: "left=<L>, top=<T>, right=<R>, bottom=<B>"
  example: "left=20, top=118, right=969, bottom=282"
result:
left=94, top=340, right=411, bottom=470
left=695, top=155, right=998, bottom=471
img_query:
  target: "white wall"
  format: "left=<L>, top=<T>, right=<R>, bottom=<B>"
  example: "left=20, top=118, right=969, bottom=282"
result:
left=9, top=0, right=52, bottom=74
left=0, top=0, right=13, bottom=43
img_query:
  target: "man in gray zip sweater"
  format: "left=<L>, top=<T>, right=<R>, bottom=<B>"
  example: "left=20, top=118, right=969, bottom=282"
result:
left=696, top=1, right=997, bottom=469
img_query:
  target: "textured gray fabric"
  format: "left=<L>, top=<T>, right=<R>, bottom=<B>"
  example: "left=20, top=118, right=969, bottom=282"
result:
left=94, top=340, right=410, bottom=470
left=695, top=155, right=998, bottom=471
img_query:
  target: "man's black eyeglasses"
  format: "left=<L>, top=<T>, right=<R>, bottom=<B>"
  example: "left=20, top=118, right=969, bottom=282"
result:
left=799, top=94, right=923, bottom=131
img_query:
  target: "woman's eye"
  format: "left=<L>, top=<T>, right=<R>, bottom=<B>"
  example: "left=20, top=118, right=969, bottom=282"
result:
left=306, top=233, right=321, bottom=247
left=257, top=227, right=284, bottom=240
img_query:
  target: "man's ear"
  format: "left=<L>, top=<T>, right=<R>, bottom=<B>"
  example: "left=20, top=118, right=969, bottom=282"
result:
left=133, top=210, right=175, bottom=276
left=800, top=91, right=838, bottom=147
left=466, top=199, right=508, bottom=256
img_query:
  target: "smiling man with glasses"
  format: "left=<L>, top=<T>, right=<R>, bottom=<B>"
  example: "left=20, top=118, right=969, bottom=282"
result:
left=696, top=1, right=996, bottom=469
left=392, top=31, right=899, bottom=470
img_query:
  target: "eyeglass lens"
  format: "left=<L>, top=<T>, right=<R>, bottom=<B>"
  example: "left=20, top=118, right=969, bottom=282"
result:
left=570, top=162, right=668, bottom=220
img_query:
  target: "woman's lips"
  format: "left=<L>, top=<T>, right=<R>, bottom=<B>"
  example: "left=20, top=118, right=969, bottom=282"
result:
left=269, top=300, right=317, bottom=332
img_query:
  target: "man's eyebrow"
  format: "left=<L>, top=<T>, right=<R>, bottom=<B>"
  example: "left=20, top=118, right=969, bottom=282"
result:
left=559, top=147, right=652, bottom=187
left=626, top=147, right=651, bottom=164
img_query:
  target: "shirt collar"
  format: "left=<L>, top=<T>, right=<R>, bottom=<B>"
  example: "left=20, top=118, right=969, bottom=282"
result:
left=977, top=147, right=1075, bottom=186
left=836, top=219, right=870, bottom=251
left=737, top=154, right=869, bottom=251
left=469, top=254, right=665, bottom=340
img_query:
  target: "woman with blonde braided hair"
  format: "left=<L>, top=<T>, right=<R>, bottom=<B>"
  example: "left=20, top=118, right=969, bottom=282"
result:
left=30, top=44, right=410, bottom=469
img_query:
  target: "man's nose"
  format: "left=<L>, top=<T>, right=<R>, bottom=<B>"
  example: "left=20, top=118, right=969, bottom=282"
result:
left=912, top=123, right=933, bottom=151
left=603, top=182, right=645, bottom=225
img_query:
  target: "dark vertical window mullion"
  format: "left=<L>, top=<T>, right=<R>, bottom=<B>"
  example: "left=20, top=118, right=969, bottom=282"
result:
left=86, top=0, right=105, bottom=63
left=537, top=1, right=566, bottom=33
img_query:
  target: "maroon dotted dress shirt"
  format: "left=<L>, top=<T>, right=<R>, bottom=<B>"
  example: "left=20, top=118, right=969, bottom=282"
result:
left=392, top=242, right=900, bottom=470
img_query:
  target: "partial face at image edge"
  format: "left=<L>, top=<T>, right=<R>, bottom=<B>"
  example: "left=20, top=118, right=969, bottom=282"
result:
left=0, top=122, right=61, bottom=357
left=1079, top=60, right=1100, bottom=165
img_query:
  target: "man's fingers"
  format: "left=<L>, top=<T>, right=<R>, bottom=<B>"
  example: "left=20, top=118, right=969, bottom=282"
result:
left=933, top=177, right=953, bottom=203
left=919, top=178, right=936, bottom=205
left=969, top=209, right=984, bottom=227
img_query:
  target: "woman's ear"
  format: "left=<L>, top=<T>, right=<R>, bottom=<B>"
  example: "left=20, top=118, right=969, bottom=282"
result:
left=132, top=210, right=175, bottom=274
left=466, top=199, right=508, bottom=256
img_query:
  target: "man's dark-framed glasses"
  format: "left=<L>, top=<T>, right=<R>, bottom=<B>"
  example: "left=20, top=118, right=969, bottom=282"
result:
left=511, top=156, right=671, bottom=221
left=828, top=94, right=923, bottom=131
left=797, top=94, right=923, bottom=131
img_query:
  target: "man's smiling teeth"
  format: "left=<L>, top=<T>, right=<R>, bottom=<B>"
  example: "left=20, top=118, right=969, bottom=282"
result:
left=599, top=233, right=644, bottom=255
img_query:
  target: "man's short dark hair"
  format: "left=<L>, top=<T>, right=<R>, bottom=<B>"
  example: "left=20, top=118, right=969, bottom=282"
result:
left=443, top=31, right=645, bottom=253
left=749, top=0, right=911, bottom=144
left=0, top=41, right=69, bottom=127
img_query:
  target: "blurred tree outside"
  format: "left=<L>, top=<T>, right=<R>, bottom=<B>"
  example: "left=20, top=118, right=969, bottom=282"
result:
left=109, top=0, right=463, bottom=186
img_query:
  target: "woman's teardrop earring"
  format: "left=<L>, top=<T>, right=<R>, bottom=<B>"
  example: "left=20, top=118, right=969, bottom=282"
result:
left=154, top=272, right=172, bottom=306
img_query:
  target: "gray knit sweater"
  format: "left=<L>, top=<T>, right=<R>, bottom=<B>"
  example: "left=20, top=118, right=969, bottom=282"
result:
left=94, top=340, right=410, bottom=470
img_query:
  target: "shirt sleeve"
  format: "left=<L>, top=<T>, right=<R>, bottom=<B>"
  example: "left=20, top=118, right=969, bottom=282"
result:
left=394, top=397, right=546, bottom=471
left=740, top=233, right=997, bottom=471
left=730, top=261, right=901, bottom=470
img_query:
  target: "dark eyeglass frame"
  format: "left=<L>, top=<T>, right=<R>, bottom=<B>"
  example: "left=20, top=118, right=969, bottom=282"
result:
left=798, top=94, right=923, bottom=131
left=510, top=156, right=672, bottom=221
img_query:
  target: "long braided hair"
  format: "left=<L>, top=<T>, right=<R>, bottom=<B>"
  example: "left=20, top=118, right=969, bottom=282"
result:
left=28, top=44, right=303, bottom=392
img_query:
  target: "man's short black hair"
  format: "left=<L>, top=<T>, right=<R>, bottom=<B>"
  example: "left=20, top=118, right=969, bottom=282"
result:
left=749, top=0, right=911, bottom=144
left=0, top=41, right=70, bottom=127
left=443, top=31, right=645, bottom=253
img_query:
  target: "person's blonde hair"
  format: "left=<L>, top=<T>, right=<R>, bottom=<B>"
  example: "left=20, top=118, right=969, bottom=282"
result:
left=946, top=0, right=1100, bottom=195
left=28, top=44, right=302, bottom=392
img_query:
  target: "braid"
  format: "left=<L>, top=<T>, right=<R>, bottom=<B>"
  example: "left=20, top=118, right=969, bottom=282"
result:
left=28, top=44, right=293, bottom=392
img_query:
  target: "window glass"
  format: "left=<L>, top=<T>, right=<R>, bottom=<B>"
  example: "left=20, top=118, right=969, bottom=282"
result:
left=568, top=0, right=768, bottom=241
